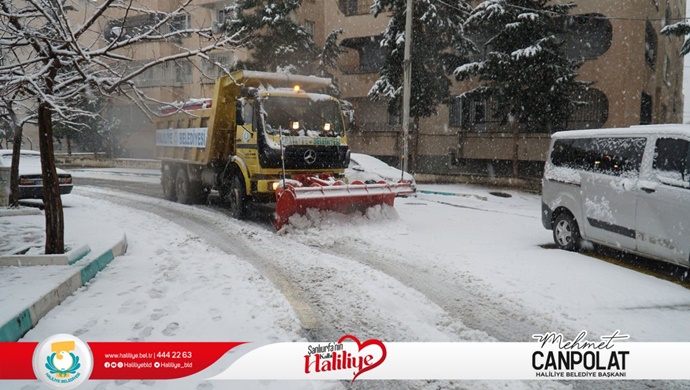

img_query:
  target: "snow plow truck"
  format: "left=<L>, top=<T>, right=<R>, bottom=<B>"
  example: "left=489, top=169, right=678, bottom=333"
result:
left=155, top=70, right=414, bottom=230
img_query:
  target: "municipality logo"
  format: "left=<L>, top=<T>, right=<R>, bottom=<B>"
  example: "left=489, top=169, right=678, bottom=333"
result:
left=33, top=334, right=93, bottom=389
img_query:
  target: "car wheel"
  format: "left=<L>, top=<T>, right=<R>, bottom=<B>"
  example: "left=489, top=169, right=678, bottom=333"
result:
left=553, top=213, right=581, bottom=251
left=229, top=175, right=248, bottom=220
left=176, top=168, right=193, bottom=205
left=162, top=166, right=177, bottom=201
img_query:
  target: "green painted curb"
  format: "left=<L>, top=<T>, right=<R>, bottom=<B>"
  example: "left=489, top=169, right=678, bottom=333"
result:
left=0, top=309, right=32, bottom=342
left=0, top=235, right=127, bottom=341
left=80, top=249, right=115, bottom=285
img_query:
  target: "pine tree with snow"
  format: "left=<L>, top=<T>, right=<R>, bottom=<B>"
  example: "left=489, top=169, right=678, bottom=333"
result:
left=454, top=0, right=589, bottom=177
left=368, top=0, right=473, bottom=171
left=369, top=0, right=473, bottom=120
left=226, top=0, right=342, bottom=78
left=661, top=21, right=690, bottom=56
left=456, top=0, right=588, bottom=131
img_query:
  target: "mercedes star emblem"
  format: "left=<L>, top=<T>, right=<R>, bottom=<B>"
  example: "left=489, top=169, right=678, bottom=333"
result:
left=304, top=149, right=317, bottom=164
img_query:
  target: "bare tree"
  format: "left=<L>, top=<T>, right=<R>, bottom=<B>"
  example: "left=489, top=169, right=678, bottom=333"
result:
left=0, top=0, right=240, bottom=254
left=0, top=94, right=36, bottom=208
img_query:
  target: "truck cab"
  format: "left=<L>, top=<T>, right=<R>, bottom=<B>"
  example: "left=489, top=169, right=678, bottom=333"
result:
left=233, top=86, right=350, bottom=202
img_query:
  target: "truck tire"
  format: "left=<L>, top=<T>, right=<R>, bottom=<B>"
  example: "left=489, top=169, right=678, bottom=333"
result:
left=176, top=168, right=194, bottom=205
left=229, top=175, right=248, bottom=220
left=162, top=165, right=176, bottom=201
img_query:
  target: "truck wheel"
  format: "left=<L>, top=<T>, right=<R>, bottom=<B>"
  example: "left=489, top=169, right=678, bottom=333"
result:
left=176, top=168, right=193, bottom=205
left=162, top=166, right=176, bottom=201
left=229, top=175, right=248, bottom=219
left=553, top=213, right=581, bottom=251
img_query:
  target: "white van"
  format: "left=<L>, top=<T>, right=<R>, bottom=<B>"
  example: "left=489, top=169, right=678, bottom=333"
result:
left=542, top=124, right=690, bottom=271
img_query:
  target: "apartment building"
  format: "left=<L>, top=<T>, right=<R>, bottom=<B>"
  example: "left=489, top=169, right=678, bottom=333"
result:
left=97, top=0, right=250, bottom=157
left=330, top=0, right=687, bottom=178
left=46, top=0, right=685, bottom=180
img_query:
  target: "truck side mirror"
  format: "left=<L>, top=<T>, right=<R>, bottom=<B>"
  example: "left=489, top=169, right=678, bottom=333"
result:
left=236, top=101, right=245, bottom=126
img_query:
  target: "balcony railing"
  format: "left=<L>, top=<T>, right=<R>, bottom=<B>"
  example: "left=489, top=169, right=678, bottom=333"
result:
left=338, top=0, right=375, bottom=16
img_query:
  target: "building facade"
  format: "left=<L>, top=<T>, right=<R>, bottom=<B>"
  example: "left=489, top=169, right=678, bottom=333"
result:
left=331, top=0, right=687, bottom=178
left=48, top=0, right=685, bottom=181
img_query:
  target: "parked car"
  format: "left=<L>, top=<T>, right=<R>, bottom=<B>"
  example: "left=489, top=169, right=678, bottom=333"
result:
left=0, top=149, right=73, bottom=199
left=541, top=125, right=690, bottom=271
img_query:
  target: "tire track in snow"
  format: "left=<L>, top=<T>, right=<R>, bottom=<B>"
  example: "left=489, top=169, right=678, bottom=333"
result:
left=77, top=186, right=325, bottom=334
left=79, top=186, right=459, bottom=342
left=78, top=184, right=679, bottom=390
left=79, top=186, right=575, bottom=390
left=323, top=243, right=567, bottom=343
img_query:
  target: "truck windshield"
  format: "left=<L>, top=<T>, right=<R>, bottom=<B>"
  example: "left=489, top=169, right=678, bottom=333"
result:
left=261, top=96, right=344, bottom=137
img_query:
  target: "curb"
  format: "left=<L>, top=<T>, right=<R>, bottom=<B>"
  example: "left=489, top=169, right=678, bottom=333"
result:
left=0, top=234, right=128, bottom=342
left=0, top=208, right=43, bottom=217
left=0, top=244, right=91, bottom=266
left=418, top=189, right=488, bottom=201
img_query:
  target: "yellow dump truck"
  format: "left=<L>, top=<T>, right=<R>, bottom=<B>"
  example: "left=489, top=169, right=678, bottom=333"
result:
left=155, top=70, right=412, bottom=229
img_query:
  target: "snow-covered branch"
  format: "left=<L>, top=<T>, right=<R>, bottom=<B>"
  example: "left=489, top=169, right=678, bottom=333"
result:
left=0, top=0, right=241, bottom=123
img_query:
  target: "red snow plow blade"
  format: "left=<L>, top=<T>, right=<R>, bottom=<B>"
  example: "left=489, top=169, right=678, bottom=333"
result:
left=274, top=175, right=414, bottom=230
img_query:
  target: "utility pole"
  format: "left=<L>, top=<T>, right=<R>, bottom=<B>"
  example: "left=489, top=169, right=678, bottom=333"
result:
left=401, top=0, right=413, bottom=177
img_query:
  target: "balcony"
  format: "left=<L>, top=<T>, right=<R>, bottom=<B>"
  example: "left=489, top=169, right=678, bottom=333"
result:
left=338, top=0, right=375, bottom=16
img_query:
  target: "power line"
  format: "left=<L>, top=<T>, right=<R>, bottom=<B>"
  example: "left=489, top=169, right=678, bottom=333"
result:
left=448, top=1, right=690, bottom=23
left=432, top=0, right=690, bottom=24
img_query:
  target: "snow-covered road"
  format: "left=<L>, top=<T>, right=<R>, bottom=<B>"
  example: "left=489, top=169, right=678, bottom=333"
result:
left=10, top=174, right=690, bottom=389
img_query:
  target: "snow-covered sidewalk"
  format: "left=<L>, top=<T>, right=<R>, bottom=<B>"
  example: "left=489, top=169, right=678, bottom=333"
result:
left=1, top=191, right=304, bottom=340
left=0, top=191, right=319, bottom=389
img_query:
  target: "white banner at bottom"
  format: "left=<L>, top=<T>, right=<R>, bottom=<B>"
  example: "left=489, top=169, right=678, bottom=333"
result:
left=209, top=334, right=690, bottom=381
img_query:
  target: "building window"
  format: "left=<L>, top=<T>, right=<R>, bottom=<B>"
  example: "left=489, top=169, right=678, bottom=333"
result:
left=167, top=14, right=190, bottom=34
left=474, top=101, right=486, bottom=124
left=341, top=36, right=385, bottom=74
left=339, top=0, right=373, bottom=16
left=218, top=8, right=230, bottom=26
left=448, top=96, right=489, bottom=130
left=104, top=15, right=148, bottom=43
left=559, top=14, right=613, bottom=60
left=338, top=0, right=359, bottom=16
left=464, top=28, right=497, bottom=62
left=645, top=20, right=658, bottom=69
left=359, top=44, right=384, bottom=73
left=105, top=14, right=189, bottom=43
left=175, top=61, right=192, bottom=84
left=202, top=51, right=235, bottom=80
left=129, top=61, right=176, bottom=88
left=387, top=111, right=401, bottom=126
left=566, top=88, right=609, bottom=129
left=640, top=92, right=653, bottom=125
left=449, top=97, right=463, bottom=127
left=304, top=20, right=315, bottom=37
